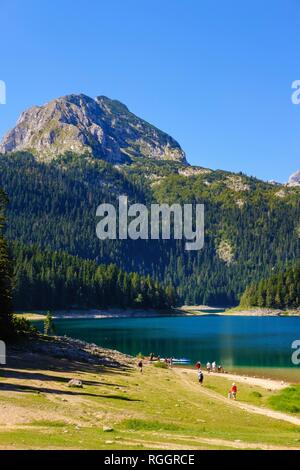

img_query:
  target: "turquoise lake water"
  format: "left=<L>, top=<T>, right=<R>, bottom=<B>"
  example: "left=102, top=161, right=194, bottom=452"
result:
left=34, top=315, right=300, bottom=378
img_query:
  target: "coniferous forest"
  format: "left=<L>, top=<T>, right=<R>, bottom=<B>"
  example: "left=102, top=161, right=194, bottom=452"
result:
left=240, top=262, right=300, bottom=309
left=11, top=242, right=176, bottom=310
left=0, top=151, right=299, bottom=309
left=0, top=189, right=13, bottom=335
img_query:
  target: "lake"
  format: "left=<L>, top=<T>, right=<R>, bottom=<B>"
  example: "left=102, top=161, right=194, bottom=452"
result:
left=34, top=315, right=300, bottom=381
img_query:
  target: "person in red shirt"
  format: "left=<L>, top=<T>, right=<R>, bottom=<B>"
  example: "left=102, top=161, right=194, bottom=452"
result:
left=229, top=383, right=237, bottom=400
left=195, top=361, right=201, bottom=370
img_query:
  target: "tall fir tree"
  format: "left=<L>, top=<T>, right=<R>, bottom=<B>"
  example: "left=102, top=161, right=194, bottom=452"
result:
left=0, top=189, right=13, bottom=337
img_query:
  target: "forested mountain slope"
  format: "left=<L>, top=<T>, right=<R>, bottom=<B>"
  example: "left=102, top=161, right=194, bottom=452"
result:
left=1, top=151, right=299, bottom=306
left=10, top=241, right=175, bottom=310
left=240, top=262, right=300, bottom=309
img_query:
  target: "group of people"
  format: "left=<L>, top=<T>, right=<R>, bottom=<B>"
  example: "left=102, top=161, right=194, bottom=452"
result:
left=195, top=360, right=237, bottom=398
left=163, top=357, right=173, bottom=367
left=205, top=361, right=224, bottom=373
left=149, top=353, right=173, bottom=367
left=195, top=360, right=224, bottom=377
left=138, top=356, right=238, bottom=400
left=138, top=353, right=174, bottom=372
left=149, top=352, right=160, bottom=362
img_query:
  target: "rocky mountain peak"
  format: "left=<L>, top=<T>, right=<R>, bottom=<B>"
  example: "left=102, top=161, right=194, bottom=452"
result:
left=0, top=94, right=187, bottom=164
left=287, top=169, right=300, bottom=186
left=96, top=95, right=130, bottom=114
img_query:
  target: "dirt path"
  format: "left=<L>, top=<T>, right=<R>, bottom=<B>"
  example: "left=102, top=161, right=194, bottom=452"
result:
left=174, top=368, right=300, bottom=427
left=207, top=371, right=287, bottom=391
left=119, top=436, right=296, bottom=450
left=153, top=432, right=299, bottom=450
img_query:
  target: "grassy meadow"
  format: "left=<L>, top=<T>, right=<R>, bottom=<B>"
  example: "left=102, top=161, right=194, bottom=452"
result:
left=0, top=342, right=300, bottom=450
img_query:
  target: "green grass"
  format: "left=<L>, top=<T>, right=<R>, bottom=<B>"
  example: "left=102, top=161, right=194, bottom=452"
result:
left=28, top=420, right=67, bottom=427
left=202, top=374, right=271, bottom=407
left=199, top=373, right=300, bottom=418
left=268, top=386, right=300, bottom=414
left=122, top=418, right=184, bottom=432
left=153, top=361, right=168, bottom=369
left=1, top=357, right=300, bottom=449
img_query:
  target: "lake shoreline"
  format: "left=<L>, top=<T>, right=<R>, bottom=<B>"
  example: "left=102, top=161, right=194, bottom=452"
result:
left=176, top=305, right=300, bottom=317
left=17, top=305, right=300, bottom=320
left=28, top=315, right=300, bottom=384
left=178, top=364, right=300, bottom=384
left=9, top=333, right=299, bottom=386
left=16, top=308, right=182, bottom=321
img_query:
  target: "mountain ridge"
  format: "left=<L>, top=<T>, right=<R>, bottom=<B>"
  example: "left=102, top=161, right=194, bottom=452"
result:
left=0, top=93, right=187, bottom=165
left=288, top=169, right=300, bottom=186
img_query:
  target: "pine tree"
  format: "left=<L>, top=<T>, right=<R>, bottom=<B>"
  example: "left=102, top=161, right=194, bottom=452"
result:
left=0, top=189, right=13, bottom=337
left=44, top=311, right=55, bottom=335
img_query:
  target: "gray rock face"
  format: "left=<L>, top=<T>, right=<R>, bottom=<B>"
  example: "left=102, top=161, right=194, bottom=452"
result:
left=0, top=94, right=187, bottom=164
left=287, top=170, right=300, bottom=186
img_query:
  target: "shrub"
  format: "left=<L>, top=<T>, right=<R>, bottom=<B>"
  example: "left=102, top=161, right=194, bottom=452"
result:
left=153, top=361, right=168, bottom=369
left=11, top=316, right=38, bottom=336
left=268, top=386, right=300, bottom=414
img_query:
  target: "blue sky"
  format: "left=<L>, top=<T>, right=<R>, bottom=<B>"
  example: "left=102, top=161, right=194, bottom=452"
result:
left=0, top=0, right=299, bottom=182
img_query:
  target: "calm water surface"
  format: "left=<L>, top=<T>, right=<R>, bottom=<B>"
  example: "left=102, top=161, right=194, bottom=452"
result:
left=34, top=315, right=300, bottom=380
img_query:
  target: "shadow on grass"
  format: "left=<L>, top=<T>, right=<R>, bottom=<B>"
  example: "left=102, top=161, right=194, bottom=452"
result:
left=0, top=368, right=126, bottom=389
left=0, top=340, right=135, bottom=403
left=6, top=352, right=131, bottom=375
left=0, top=382, right=141, bottom=401
left=4, top=342, right=132, bottom=380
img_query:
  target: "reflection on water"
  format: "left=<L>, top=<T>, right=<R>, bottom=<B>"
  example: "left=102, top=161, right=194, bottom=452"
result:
left=34, top=315, right=300, bottom=378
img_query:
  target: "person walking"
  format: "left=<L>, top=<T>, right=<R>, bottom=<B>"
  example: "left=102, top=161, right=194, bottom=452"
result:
left=228, top=383, right=237, bottom=399
left=206, top=362, right=211, bottom=373
left=138, top=360, right=143, bottom=373
left=195, top=361, right=201, bottom=370
left=198, top=369, right=204, bottom=385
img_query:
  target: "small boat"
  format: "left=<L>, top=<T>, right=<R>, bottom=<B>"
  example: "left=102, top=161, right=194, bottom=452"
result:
left=172, top=358, right=191, bottom=364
